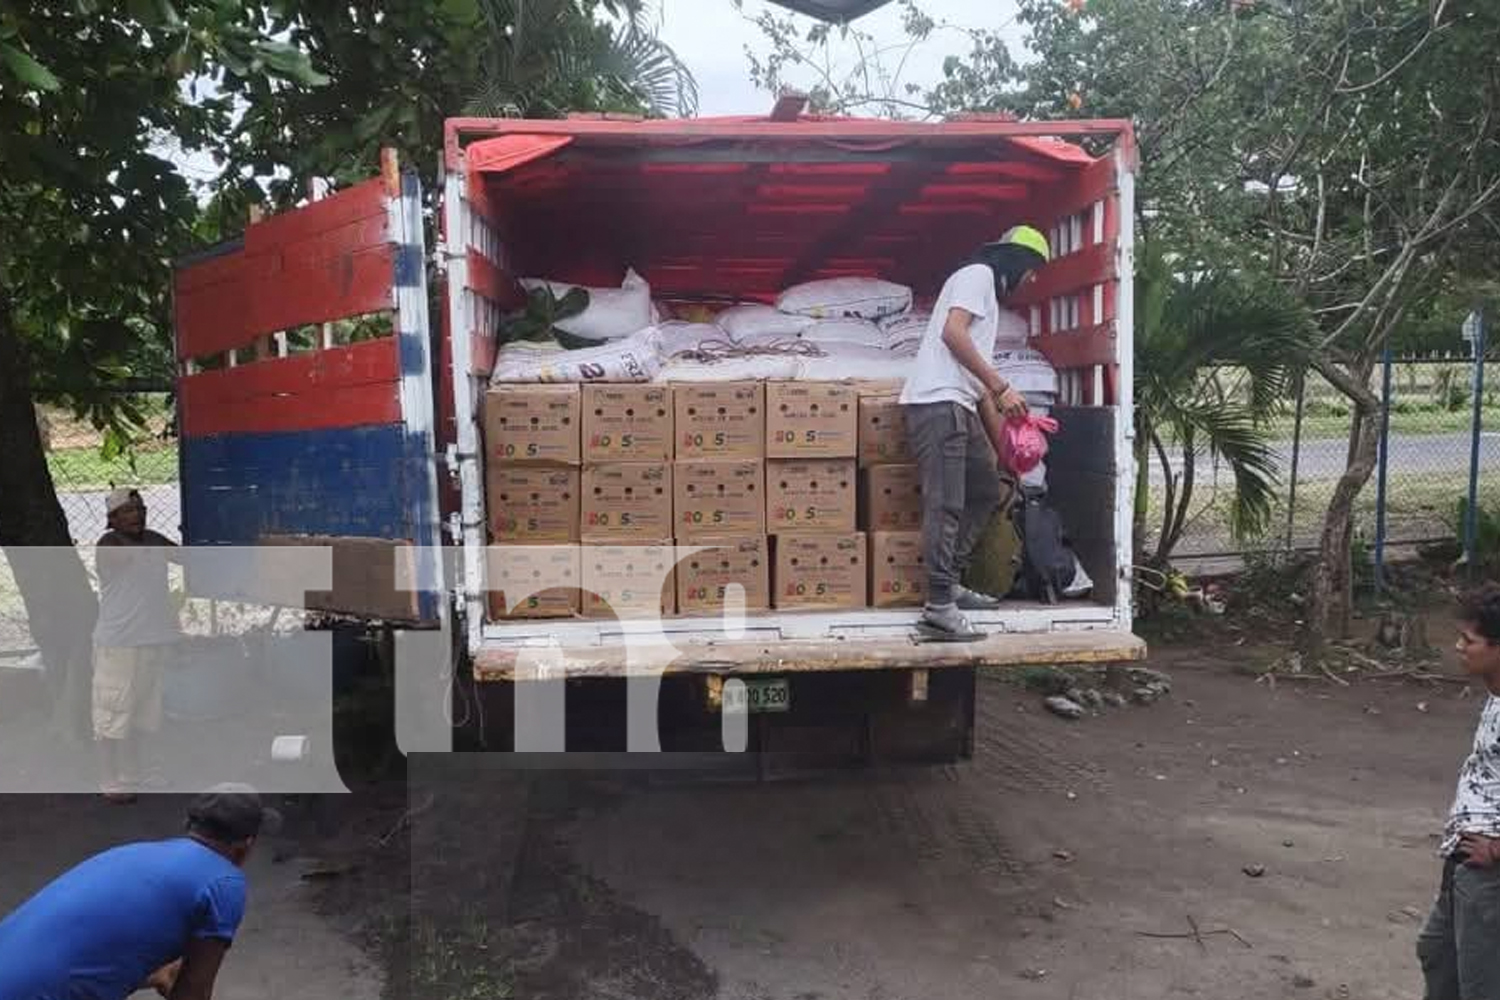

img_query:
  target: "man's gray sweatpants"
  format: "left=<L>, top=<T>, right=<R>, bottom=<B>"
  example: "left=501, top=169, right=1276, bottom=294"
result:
left=903, top=401, right=1002, bottom=608
left=1418, top=857, right=1500, bottom=999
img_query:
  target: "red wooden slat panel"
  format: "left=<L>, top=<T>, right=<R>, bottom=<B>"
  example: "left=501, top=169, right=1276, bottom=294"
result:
left=176, top=175, right=397, bottom=358
left=470, top=331, right=498, bottom=376
left=176, top=244, right=394, bottom=358
left=278, top=214, right=390, bottom=274
left=1041, top=156, right=1117, bottom=220
left=182, top=381, right=402, bottom=437
left=468, top=249, right=524, bottom=309
left=1031, top=323, right=1118, bottom=369
left=243, top=178, right=387, bottom=256
left=1010, top=244, right=1115, bottom=307
left=180, top=340, right=401, bottom=437
left=1102, top=193, right=1120, bottom=246
left=467, top=169, right=503, bottom=226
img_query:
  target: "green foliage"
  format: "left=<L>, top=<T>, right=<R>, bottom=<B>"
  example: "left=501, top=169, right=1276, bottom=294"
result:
left=466, top=0, right=698, bottom=120
left=0, top=3, right=329, bottom=442
left=1133, top=239, right=1312, bottom=560
left=1456, top=497, right=1500, bottom=567
left=500, top=286, right=590, bottom=346
left=217, top=0, right=696, bottom=205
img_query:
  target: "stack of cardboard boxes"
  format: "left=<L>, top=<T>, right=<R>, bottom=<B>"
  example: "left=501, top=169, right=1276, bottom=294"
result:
left=857, top=389, right=928, bottom=609
left=481, top=380, right=926, bottom=621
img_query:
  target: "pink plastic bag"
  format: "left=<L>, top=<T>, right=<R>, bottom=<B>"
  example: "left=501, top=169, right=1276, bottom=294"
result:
left=999, top=414, right=1059, bottom=476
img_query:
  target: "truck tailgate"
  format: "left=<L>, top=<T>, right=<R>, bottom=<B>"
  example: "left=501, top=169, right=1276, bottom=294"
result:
left=473, top=630, right=1144, bottom=681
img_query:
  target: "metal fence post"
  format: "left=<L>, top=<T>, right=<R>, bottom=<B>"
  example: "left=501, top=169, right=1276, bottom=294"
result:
left=1465, top=309, right=1488, bottom=578
left=1375, top=344, right=1393, bottom=595
left=1285, top=370, right=1307, bottom=556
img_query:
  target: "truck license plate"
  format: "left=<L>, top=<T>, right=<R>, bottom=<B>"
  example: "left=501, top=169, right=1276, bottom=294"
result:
left=722, top=678, right=790, bottom=715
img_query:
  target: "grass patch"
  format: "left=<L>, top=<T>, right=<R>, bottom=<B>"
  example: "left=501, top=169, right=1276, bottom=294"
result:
left=1148, top=469, right=1500, bottom=555
left=1262, top=406, right=1500, bottom=441
left=47, top=444, right=178, bottom=491
left=407, top=915, right=514, bottom=1000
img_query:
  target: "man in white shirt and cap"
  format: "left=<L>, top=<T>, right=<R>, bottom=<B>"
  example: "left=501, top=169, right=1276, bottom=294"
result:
left=93, top=487, right=181, bottom=802
left=899, top=226, right=1050, bottom=641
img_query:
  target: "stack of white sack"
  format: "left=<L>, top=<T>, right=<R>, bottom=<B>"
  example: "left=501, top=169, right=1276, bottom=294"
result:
left=796, top=341, right=911, bottom=382
left=517, top=269, right=656, bottom=341
left=776, top=276, right=914, bottom=321
left=490, top=327, right=663, bottom=383
left=992, top=346, right=1058, bottom=410
left=797, top=317, right=886, bottom=348
left=880, top=311, right=931, bottom=356
left=714, top=304, right=815, bottom=341
left=654, top=321, right=730, bottom=359
left=654, top=355, right=805, bottom=382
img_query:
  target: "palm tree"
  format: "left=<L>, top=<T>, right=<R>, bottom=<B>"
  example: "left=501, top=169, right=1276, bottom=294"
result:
left=466, top=0, right=698, bottom=120
left=1133, top=241, right=1311, bottom=567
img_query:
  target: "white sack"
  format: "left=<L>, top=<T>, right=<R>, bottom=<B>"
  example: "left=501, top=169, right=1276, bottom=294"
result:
left=993, top=347, right=1058, bottom=396
left=654, top=356, right=805, bottom=382
left=655, top=322, right=729, bottom=358
left=777, top=277, right=913, bottom=320
left=715, top=304, right=816, bottom=340
left=995, top=307, right=1031, bottom=348
left=518, top=268, right=654, bottom=341
left=800, top=317, right=887, bottom=348
left=491, top=327, right=662, bottom=384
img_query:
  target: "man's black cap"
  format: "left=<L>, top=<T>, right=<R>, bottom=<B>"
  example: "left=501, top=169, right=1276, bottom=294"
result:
left=187, top=783, right=282, bottom=842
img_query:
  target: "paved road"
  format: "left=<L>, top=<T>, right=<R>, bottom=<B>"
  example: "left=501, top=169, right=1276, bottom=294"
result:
left=1149, top=432, right=1500, bottom=485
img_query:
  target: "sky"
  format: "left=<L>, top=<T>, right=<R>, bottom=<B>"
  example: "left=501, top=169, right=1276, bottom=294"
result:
left=655, top=0, right=1027, bottom=116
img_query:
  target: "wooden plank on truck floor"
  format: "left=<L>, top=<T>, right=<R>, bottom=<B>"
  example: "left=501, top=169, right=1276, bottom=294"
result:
left=472, top=630, right=1145, bottom=682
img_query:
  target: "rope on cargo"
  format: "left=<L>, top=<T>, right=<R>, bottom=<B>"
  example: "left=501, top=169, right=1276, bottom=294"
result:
left=668, top=337, right=827, bottom=364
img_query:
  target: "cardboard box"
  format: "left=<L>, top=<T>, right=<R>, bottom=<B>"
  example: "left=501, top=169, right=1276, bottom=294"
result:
left=486, top=466, right=579, bottom=542
left=674, top=459, right=766, bottom=539
left=582, top=542, right=676, bottom=619
left=484, top=384, right=580, bottom=465
left=864, top=463, right=924, bottom=532
left=773, top=532, right=868, bottom=610
left=675, top=537, right=770, bottom=615
left=858, top=393, right=912, bottom=465
left=766, top=381, right=858, bottom=459
left=674, top=382, right=764, bottom=459
left=766, top=459, right=857, bottom=533
left=869, top=531, right=927, bottom=608
left=486, top=544, right=579, bottom=620
left=582, top=384, right=673, bottom=462
left=581, top=463, right=674, bottom=540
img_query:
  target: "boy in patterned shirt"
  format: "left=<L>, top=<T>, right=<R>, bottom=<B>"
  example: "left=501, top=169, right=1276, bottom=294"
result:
left=1418, top=585, right=1500, bottom=1000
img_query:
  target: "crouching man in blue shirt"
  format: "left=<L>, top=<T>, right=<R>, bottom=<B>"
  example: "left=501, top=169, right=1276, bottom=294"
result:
left=0, top=784, right=276, bottom=1000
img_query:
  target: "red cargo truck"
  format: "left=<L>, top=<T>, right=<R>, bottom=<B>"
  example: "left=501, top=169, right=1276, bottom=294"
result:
left=173, top=111, right=1144, bottom=761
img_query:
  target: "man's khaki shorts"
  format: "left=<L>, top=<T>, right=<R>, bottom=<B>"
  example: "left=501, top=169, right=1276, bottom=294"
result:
left=92, top=644, right=170, bottom=740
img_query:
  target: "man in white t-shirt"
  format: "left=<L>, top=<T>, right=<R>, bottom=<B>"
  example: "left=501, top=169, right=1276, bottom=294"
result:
left=899, top=226, right=1050, bottom=640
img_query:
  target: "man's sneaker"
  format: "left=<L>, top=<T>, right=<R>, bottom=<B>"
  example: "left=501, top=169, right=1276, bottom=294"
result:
left=954, top=584, right=1004, bottom=611
left=915, top=603, right=985, bottom=642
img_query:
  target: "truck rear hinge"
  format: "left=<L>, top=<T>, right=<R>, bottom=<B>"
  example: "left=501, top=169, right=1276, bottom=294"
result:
left=443, top=444, right=478, bottom=478
left=433, top=238, right=466, bottom=263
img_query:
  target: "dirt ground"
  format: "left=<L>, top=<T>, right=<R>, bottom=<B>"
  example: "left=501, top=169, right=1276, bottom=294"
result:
left=0, top=613, right=1483, bottom=1000
left=347, top=619, right=1477, bottom=1000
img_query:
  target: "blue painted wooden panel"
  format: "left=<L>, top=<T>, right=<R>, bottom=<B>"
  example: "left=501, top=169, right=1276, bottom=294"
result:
left=182, top=424, right=430, bottom=544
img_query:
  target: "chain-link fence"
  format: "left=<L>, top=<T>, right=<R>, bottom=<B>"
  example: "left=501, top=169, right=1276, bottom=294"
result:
left=1158, top=356, right=1500, bottom=563
left=1, top=389, right=179, bottom=655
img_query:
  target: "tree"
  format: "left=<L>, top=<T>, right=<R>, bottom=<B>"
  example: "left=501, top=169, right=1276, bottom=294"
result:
left=1133, top=241, right=1311, bottom=567
left=217, top=0, right=696, bottom=205
left=0, top=3, right=325, bottom=731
